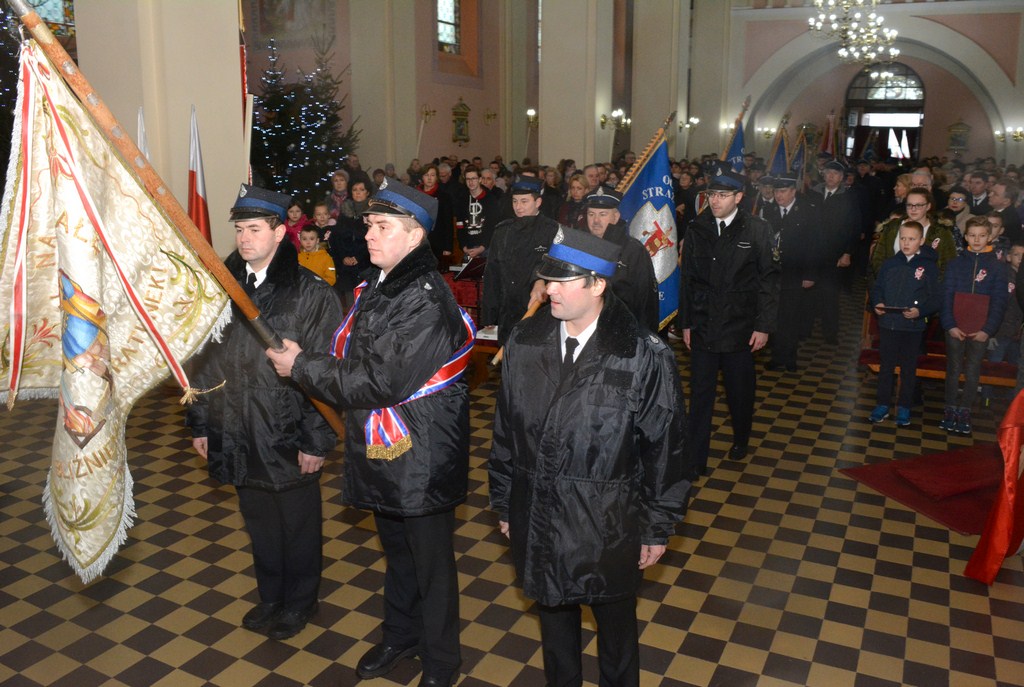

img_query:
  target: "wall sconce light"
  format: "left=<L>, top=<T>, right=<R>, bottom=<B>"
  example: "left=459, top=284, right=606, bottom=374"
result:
left=757, top=127, right=777, bottom=140
left=600, top=109, right=631, bottom=131
left=1013, top=128, right=1024, bottom=143
left=526, top=108, right=538, bottom=129
left=421, top=104, right=436, bottom=123
left=678, top=116, right=699, bottom=132
left=483, top=109, right=497, bottom=125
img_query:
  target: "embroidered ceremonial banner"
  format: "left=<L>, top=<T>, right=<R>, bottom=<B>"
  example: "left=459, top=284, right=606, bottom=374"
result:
left=619, top=139, right=679, bottom=331
left=0, top=41, right=230, bottom=583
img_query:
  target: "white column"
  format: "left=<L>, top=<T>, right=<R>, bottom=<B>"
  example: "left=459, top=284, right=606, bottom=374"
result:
left=631, top=0, right=692, bottom=159
left=76, top=0, right=247, bottom=255
left=688, top=0, right=732, bottom=160
left=538, top=0, right=614, bottom=165
left=348, top=0, right=419, bottom=172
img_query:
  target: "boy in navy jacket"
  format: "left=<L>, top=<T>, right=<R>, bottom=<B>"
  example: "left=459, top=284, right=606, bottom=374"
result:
left=869, top=221, right=941, bottom=427
left=938, top=216, right=1009, bottom=435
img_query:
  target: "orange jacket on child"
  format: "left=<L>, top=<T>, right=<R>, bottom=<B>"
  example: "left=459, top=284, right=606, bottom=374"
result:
left=298, top=247, right=337, bottom=286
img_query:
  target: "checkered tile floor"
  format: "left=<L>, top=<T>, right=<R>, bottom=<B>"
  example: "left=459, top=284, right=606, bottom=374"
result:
left=2, top=280, right=1023, bottom=687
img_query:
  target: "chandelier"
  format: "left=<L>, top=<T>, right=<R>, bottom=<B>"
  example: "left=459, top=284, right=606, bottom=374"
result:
left=808, top=0, right=900, bottom=65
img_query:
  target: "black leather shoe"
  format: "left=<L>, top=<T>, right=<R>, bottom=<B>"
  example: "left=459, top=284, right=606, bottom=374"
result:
left=418, top=661, right=462, bottom=686
left=241, top=602, right=281, bottom=631
left=728, top=443, right=749, bottom=460
left=266, top=601, right=318, bottom=640
left=356, top=643, right=419, bottom=679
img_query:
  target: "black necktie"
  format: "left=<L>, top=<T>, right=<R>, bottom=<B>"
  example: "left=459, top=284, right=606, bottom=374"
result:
left=719, top=221, right=726, bottom=236
left=825, top=191, right=832, bottom=201
left=244, top=272, right=257, bottom=294
left=562, top=337, right=578, bottom=379
left=781, top=207, right=787, bottom=219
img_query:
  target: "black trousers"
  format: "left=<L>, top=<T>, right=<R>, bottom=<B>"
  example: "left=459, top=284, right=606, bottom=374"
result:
left=816, top=266, right=843, bottom=339
left=877, top=328, right=922, bottom=407
left=772, top=287, right=806, bottom=367
left=537, top=596, right=639, bottom=687
left=689, top=347, right=755, bottom=473
left=237, top=480, right=322, bottom=611
left=374, top=510, right=461, bottom=676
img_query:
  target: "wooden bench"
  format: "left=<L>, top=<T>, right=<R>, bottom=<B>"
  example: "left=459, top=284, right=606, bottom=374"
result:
left=859, top=302, right=1018, bottom=387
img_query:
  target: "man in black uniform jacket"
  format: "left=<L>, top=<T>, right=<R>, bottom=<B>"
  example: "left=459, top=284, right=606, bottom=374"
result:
left=267, top=179, right=472, bottom=687
left=765, top=173, right=822, bottom=371
left=582, top=187, right=660, bottom=331
left=187, top=185, right=342, bottom=641
left=679, top=170, right=780, bottom=475
left=490, top=228, right=689, bottom=687
left=481, top=177, right=559, bottom=344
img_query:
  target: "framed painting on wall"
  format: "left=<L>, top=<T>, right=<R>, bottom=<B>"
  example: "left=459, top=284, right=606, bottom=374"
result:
left=247, top=0, right=335, bottom=48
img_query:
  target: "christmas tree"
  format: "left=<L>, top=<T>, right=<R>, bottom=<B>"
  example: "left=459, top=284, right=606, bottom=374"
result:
left=250, top=37, right=360, bottom=209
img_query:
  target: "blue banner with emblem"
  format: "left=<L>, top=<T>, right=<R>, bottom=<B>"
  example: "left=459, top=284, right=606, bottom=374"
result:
left=725, top=121, right=746, bottom=173
left=618, top=139, right=679, bottom=330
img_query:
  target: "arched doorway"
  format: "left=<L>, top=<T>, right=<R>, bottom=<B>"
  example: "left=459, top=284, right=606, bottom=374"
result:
left=845, top=62, right=924, bottom=161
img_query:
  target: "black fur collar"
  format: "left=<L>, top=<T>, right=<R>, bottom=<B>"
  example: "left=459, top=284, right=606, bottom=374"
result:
left=516, top=291, right=638, bottom=359
left=225, top=239, right=300, bottom=286
left=374, top=243, right=439, bottom=297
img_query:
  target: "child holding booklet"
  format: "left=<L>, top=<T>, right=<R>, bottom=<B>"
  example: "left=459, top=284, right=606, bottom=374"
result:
left=938, top=216, right=1008, bottom=435
left=869, top=220, right=941, bottom=427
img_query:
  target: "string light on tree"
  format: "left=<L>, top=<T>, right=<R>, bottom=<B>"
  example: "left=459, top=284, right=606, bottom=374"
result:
left=250, top=37, right=361, bottom=208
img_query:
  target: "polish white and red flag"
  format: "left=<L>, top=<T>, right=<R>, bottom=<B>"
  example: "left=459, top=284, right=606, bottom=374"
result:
left=188, top=105, right=212, bottom=242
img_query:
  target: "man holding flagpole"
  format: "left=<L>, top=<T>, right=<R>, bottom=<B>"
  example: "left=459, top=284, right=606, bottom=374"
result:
left=266, top=179, right=473, bottom=687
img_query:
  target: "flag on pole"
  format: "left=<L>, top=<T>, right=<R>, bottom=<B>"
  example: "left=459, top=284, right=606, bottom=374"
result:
left=188, top=106, right=212, bottom=243
left=137, top=106, right=149, bottom=161
left=768, top=127, right=791, bottom=176
left=0, top=40, right=230, bottom=583
left=723, top=121, right=746, bottom=173
left=964, top=391, right=1024, bottom=584
left=618, top=139, right=679, bottom=330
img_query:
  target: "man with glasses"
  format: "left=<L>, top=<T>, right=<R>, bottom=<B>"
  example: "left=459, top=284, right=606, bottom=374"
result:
left=456, top=165, right=499, bottom=259
left=678, top=170, right=780, bottom=476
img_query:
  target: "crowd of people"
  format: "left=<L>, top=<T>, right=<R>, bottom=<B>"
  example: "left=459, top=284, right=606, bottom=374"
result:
left=185, top=144, right=1024, bottom=685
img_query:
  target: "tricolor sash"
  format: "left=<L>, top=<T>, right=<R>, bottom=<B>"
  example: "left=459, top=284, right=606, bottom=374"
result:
left=330, top=280, right=476, bottom=460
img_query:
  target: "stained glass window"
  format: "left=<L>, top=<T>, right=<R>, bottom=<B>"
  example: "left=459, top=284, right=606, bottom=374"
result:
left=30, top=0, right=74, bottom=37
left=846, top=63, right=924, bottom=104
left=438, top=0, right=460, bottom=55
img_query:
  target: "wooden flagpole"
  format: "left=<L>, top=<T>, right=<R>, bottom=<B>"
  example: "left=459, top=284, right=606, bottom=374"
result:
left=615, top=111, right=676, bottom=194
left=7, top=0, right=346, bottom=438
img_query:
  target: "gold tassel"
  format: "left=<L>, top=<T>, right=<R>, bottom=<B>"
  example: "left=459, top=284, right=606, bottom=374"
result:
left=366, top=435, right=413, bottom=461
left=178, top=379, right=226, bottom=405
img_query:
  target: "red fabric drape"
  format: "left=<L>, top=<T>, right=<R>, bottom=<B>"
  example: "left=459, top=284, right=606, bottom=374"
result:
left=964, top=390, right=1024, bottom=584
